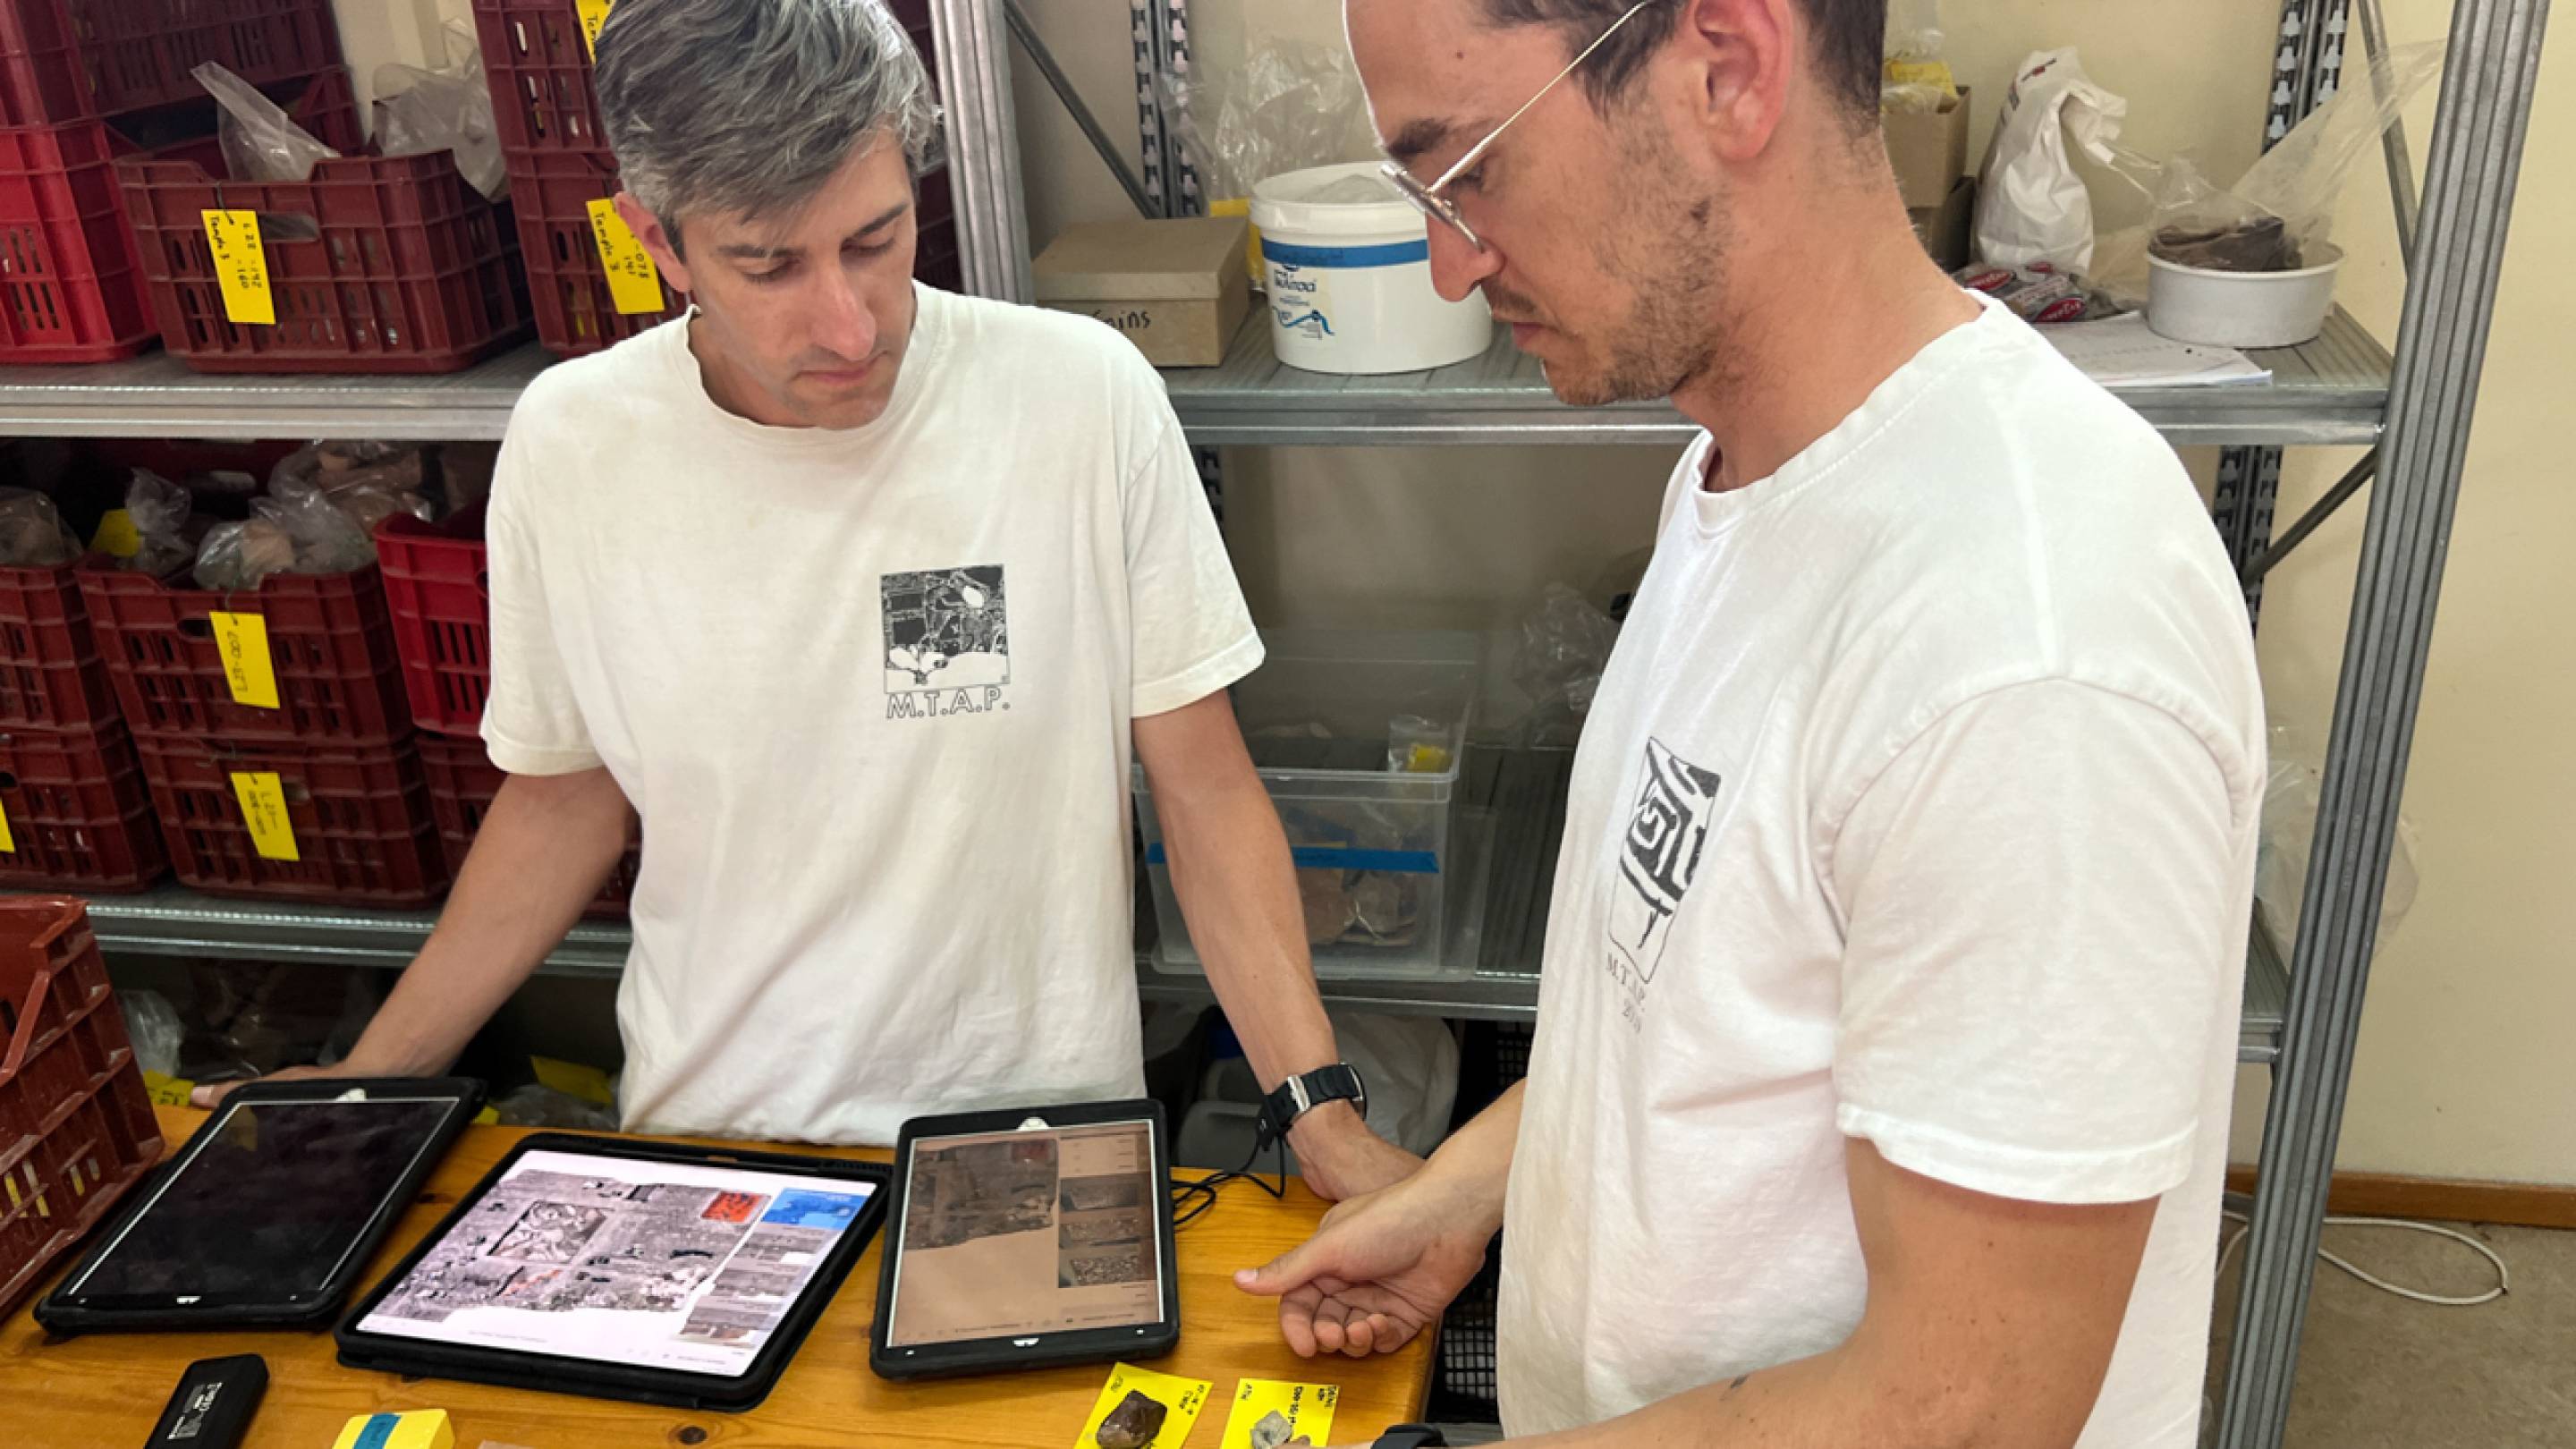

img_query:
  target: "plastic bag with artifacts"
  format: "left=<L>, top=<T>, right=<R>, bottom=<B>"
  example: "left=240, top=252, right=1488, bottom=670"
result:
left=270, top=441, right=436, bottom=535
left=0, top=488, right=80, bottom=567
left=191, top=484, right=373, bottom=589
left=119, top=470, right=199, bottom=575
left=194, top=62, right=340, bottom=183
left=1882, top=0, right=1955, bottom=108
left=375, top=21, right=507, bottom=200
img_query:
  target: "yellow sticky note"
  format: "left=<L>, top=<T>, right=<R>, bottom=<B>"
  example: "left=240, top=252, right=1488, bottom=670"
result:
left=331, top=1409, right=455, bottom=1449
left=0, top=795, right=12, bottom=854
left=202, top=209, right=275, bottom=326
left=585, top=197, right=664, bottom=315
left=142, top=1071, right=198, bottom=1107
left=230, top=771, right=299, bottom=862
left=1075, top=1364, right=1212, bottom=1449
left=208, top=610, right=280, bottom=709
left=473, top=1105, right=501, bottom=1126
left=531, top=1055, right=615, bottom=1106
left=89, top=508, right=142, bottom=559
left=1221, top=1379, right=1340, bottom=1449
left=576, top=0, right=614, bottom=57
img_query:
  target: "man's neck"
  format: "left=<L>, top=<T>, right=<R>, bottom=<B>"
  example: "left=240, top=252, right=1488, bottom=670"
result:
left=1674, top=189, right=1981, bottom=494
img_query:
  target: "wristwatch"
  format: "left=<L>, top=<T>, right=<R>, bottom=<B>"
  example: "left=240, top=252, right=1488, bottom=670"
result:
left=1255, top=1063, right=1368, bottom=1148
left=1370, top=1428, right=1445, bottom=1449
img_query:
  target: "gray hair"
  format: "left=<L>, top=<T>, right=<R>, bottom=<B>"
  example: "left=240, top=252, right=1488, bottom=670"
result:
left=595, top=0, right=945, bottom=234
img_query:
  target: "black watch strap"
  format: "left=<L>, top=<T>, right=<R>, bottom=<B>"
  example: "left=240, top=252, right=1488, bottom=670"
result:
left=1371, top=1427, right=1445, bottom=1449
left=1256, top=1063, right=1367, bottom=1146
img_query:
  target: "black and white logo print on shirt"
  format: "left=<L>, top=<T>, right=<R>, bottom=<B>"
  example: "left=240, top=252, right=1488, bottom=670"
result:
left=1606, top=737, right=1723, bottom=1000
left=882, top=565, right=1011, bottom=720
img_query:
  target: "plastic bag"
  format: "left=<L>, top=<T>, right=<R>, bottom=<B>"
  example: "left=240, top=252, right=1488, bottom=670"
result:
left=2256, top=726, right=2419, bottom=952
left=1511, top=583, right=1621, bottom=746
left=2151, top=42, right=2445, bottom=273
left=375, top=22, right=506, bottom=201
left=491, top=1083, right=621, bottom=1131
left=119, top=991, right=186, bottom=1078
left=192, top=486, right=373, bottom=589
left=194, top=61, right=339, bottom=182
left=1883, top=0, right=1955, bottom=102
left=0, top=487, right=80, bottom=567
left=1974, top=49, right=2132, bottom=274
left=1161, top=39, right=1370, bottom=205
left=123, top=470, right=198, bottom=575
left=271, top=440, right=435, bottom=534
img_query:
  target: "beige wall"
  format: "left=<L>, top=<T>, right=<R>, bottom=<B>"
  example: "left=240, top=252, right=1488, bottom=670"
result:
left=327, top=0, right=2572, bottom=1183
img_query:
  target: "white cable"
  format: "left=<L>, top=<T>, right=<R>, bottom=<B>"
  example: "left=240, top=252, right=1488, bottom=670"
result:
left=2217, top=1210, right=2511, bottom=1308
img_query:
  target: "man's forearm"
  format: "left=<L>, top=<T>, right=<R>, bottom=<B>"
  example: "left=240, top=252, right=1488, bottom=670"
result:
left=1159, top=775, right=1342, bottom=1091
left=343, top=767, right=632, bottom=1076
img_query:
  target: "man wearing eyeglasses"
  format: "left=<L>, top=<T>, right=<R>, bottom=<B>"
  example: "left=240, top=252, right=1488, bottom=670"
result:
left=1238, top=4, right=2264, bottom=1447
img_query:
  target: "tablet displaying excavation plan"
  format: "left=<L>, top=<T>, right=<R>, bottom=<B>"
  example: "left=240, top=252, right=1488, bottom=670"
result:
left=354, top=1148, right=878, bottom=1378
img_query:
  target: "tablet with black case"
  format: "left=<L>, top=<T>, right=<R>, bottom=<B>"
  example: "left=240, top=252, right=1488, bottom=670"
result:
left=870, top=1099, right=1179, bottom=1380
left=335, top=1132, right=888, bottom=1411
left=35, top=1077, right=482, bottom=1335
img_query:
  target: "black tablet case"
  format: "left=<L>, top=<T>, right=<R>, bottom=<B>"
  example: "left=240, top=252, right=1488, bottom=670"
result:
left=34, top=1077, right=483, bottom=1335
left=334, top=1131, right=890, bottom=1412
left=869, top=1098, right=1180, bottom=1381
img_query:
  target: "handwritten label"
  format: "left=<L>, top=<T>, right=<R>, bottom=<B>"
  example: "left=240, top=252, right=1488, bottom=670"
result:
left=576, top=0, right=615, bottom=56
left=90, top=509, right=142, bottom=559
left=230, top=771, right=299, bottom=861
left=208, top=611, right=280, bottom=708
left=0, top=795, right=13, bottom=853
left=202, top=210, right=275, bottom=326
left=1220, top=1380, right=1339, bottom=1449
left=585, top=199, right=665, bottom=315
left=142, top=1071, right=198, bottom=1107
left=1074, top=1365, right=1210, bottom=1449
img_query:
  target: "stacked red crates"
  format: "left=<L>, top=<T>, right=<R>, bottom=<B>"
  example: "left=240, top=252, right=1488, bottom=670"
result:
left=0, top=896, right=162, bottom=1313
left=0, top=556, right=163, bottom=890
left=76, top=557, right=450, bottom=906
left=0, top=0, right=348, bottom=363
left=474, top=0, right=962, bottom=359
left=377, top=506, right=635, bottom=915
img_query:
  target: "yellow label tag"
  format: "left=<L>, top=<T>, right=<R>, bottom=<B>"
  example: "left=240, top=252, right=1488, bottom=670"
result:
left=202, top=209, right=275, bottom=326
left=576, top=0, right=615, bottom=57
left=230, top=771, right=300, bottom=861
left=532, top=1055, right=616, bottom=1106
left=0, top=795, right=13, bottom=854
left=90, top=508, right=142, bottom=559
left=585, top=198, right=665, bottom=315
left=1075, top=1365, right=1211, bottom=1449
left=1220, top=1379, right=1339, bottom=1449
left=472, top=1105, right=500, bottom=1126
left=209, top=611, right=280, bottom=709
left=142, top=1071, right=198, bottom=1107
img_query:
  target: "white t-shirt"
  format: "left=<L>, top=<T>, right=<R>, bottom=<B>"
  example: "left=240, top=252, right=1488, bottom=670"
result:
left=1497, top=296, right=2265, bottom=1446
left=480, top=284, right=1261, bottom=1145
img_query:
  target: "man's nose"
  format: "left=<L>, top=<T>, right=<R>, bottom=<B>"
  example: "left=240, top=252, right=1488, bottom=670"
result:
left=811, top=269, right=879, bottom=360
left=1426, top=222, right=1503, bottom=304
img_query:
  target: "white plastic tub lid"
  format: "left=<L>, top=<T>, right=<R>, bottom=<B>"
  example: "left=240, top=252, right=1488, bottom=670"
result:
left=1251, top=161, right=1424, bottom=240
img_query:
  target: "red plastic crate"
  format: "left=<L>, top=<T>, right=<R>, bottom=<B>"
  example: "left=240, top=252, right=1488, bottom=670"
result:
left=417, top=732, right=633, bottom=915
left=0, top=562, right=114, bottom=729
left=0, top=895, right=162, bottom=1315
left=502, top=147, right=677, bottom=357
left=75, top=560, right=411, bottom=745
left=0, top=69, right=360, bottom=364
left=134, top=733, right=447, bottom=905
left=376, top=504, right=489, bottom=736
left=115, top=144, right=531, bottom=374
left=0, top=720, right=163, bottom=890
left=0, top=0, right=339, bottom=128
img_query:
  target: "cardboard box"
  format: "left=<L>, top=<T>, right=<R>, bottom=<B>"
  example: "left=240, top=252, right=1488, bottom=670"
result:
left=1884, top=86, right=1970, bottom=212
left=1911, top=175, right=1976, bottom=271
left=1033, top=216, right=1251, bottom=368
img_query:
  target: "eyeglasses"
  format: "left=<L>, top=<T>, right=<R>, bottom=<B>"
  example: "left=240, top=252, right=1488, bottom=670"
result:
left=1380, top=0, right=1665, bottom=254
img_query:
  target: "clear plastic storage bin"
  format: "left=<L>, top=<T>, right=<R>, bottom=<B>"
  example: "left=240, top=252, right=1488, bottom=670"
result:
left=1137, top=630, right=1482, bottom=978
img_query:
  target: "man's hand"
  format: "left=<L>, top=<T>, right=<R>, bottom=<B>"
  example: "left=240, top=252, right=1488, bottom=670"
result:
left=1290, top=1101, right=1424, bottom=1202
left=1235, top=1162, right=1495, bottom=1358
left=189, top=1062, right=352, bottom=1110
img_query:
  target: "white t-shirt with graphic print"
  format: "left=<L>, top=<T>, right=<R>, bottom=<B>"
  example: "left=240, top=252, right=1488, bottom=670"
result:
left=1497, top=296, right=2265, bottom=1446
left=480, top=284, right=1261, bottom=1145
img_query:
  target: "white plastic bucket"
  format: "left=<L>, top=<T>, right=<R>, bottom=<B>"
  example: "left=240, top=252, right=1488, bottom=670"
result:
left=2147, top=243, right=2344, bottom=350
left=1249, top=162, right=1492, bottom=375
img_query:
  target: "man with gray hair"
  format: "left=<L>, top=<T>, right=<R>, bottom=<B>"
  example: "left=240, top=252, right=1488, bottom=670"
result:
left=195, top=0, right=1418, bottom=1199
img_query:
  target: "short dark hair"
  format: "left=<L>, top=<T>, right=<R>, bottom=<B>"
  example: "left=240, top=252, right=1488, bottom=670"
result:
left=1482, top=0, right=1885, bottom=129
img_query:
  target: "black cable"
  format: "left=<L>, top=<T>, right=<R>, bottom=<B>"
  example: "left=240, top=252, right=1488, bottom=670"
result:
left=1169, top=1128, right=1288, bottom=1228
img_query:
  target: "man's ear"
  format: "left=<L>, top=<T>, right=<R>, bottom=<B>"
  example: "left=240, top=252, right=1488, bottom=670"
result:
left=614, top=191, right=693, bottom=296
left=1673, top=0, right=1792, bottom=163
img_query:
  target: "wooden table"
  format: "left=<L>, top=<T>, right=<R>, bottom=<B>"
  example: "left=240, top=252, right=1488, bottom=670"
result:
left=0, top=1106, right=1435, bottom=1447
